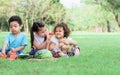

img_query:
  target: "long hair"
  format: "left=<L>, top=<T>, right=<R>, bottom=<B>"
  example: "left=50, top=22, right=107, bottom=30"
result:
left=30, top=21, right=45, bottom=48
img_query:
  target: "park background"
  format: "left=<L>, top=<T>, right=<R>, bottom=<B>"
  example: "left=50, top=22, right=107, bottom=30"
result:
left=0, top=0, right=120, bottom=75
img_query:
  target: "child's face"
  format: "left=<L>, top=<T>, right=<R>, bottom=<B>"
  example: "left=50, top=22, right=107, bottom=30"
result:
left=55, top=27, right=64, bottom=39
left=9, top=21, right=22, bottom=35
left=37, top=27, right=47, bottom=37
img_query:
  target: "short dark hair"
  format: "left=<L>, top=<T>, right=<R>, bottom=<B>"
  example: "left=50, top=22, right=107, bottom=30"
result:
left=54, top=22, right=70, bottom=38
left=8, top=15, right=22, bottom=25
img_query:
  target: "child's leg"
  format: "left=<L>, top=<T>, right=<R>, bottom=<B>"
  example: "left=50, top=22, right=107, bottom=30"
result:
left=8, top=50, right=18, bottom=60
left=0, top=49, right=10, bottom=58
left=58, top=52, right=68, bottom=57
left=0, top=49, right=2, bottom=57
left=62, top=45, right=71, bottom=54
left=51, top=47, right=68, bottom=58
left=29, top=49, right=38, bottom=55
left=74, top=48, right=80, bottom=56
left=0, top=48, right=2, bottom=52
left=68, top=46, right=80, bottom=56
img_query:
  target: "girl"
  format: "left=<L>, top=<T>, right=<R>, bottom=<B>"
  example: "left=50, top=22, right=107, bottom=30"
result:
left=29, top=21, right=50, bottom=55
left=49, top=22, right=80, bottom=58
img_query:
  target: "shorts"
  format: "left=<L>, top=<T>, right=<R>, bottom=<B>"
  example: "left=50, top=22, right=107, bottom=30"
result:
left=0, top=48, right=11, bottom=55
left=29, top=49, right=38, bottom=55
left=51, top=47, right=62, bottom=58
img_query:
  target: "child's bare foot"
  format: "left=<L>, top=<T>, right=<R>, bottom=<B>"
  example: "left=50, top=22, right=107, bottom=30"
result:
left=74, top=48, right=80, bottom=56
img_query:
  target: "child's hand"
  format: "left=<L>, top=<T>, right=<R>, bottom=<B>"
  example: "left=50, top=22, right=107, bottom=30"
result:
left=1, top=50, right=5, bottom=54
left=11, top=48, right=16, bottom=53
left=46, top=38, right=51, bottom=44
left=8, top=48, right=16, bottom=55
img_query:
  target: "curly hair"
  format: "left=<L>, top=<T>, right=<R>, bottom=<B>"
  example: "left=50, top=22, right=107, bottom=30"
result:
left=53, top=22, right=70, bottom=38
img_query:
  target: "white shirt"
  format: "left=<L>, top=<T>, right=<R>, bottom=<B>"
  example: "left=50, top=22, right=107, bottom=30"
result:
left=34, top=33, right=45, bottom=49
left=51, top=37, right=72, bottom=47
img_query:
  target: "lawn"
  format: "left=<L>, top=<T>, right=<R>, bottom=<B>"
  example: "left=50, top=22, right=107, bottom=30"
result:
left=0, top=32, right=120, bottom=75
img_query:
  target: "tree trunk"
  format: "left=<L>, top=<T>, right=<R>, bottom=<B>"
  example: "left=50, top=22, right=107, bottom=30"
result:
left=113, top=11, right=120, bottom=27
left=25, top=11, right=29, bottom=33
left=106, top=20, right=110, bottom=32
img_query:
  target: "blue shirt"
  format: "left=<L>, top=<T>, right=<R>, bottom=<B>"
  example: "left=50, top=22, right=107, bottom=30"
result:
left=5, top=32, right=27, bottom=54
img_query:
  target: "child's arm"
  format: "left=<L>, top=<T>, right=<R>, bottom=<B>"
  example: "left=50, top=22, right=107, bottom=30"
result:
left=34, top=32, right=52, bottom=50
left=46, top=38, right=51, bottom=49
left=10, top=46, right=25, bottom=53
left=69, top=40, right=78, bottom=46
left=1, top=43, right=8, bottom=54
left=2, top=34, right=9, bottom=54
left=33, top=39, right=48, bottom=50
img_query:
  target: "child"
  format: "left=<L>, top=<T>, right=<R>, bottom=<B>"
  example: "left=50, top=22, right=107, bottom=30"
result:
left=49, top=22, right=80, bottom=58
left=29, top=21, right=50, bottom=55
left=0, top=15, right=27, bottom=60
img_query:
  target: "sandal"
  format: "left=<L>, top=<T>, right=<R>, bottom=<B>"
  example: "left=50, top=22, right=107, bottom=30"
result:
left=8, top=53, right=18, bottom=60
left=0, top=53, right=7, bottom=59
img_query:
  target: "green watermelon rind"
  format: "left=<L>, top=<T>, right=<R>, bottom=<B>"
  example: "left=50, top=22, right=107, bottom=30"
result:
left=34, top=49, right=52, bottom=59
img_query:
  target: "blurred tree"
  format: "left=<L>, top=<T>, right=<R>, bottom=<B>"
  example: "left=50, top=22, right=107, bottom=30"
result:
left=15, top=0, right=65, bottom=32
left=100, top=0, right=120, bottom=28
left=82, top=0, right=120, bottom=29
left=0, top=0, right=11, bottom=31
left=0, top=0, right=65, bottom=32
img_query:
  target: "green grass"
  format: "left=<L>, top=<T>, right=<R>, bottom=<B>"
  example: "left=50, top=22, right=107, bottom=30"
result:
left=0, top=32, right=120, bottom=75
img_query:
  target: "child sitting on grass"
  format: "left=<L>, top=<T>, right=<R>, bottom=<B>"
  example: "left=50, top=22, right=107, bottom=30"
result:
left=29, top=21, right=51, bottom=55
left=0, top=15, right=27, bottom=60
left=49, top=22, right=80, bottom=58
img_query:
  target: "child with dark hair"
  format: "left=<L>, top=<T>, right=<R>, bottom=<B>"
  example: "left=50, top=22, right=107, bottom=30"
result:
left=29, top=21, right=50, bottom=55
left=49, top=22, right=80, bottom=58
left=0, top=15, right=27, bottom=60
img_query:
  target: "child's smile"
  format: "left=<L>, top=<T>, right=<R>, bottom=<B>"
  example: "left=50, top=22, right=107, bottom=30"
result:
left=55, top=27, right=64, bottom=39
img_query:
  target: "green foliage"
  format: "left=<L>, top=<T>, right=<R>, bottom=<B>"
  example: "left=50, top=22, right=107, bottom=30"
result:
left=81, top=0, right=120, bottom=31
left=101, top=0, right=120, bottom=11
left=1, top=0, right=120, bottom=32
left=0, top=0, right=65, bottom=32
left=66, top=5, right=112, bottom=31
left=15, top=0, right=65, bottom=32
left=0, top=16, right=9, bottom=31
left=0, top=0, right=12, bottom=31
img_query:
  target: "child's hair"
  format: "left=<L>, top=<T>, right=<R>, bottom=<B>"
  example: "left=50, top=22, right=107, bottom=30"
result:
left=8, top=15, right=22, bottom=25
left=53, top=22, right=70, bottom=38
left=30, top=21, right=45, bottom=48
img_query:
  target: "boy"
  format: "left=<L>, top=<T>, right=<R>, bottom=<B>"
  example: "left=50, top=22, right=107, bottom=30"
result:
left=0, top=15, right=27, bottom=60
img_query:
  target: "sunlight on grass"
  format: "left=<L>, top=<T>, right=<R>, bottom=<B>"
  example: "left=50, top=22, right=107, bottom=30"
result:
left=0, top=32, right=120, bottom=75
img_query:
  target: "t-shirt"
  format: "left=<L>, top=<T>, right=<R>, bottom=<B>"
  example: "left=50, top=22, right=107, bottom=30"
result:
left=51, top=37, right=72, bottom=46
left=50, top=37, right=72, bottom=52
left=5, top=32, right=27, bottom=54
left=33, top=33, right=46, bottom=49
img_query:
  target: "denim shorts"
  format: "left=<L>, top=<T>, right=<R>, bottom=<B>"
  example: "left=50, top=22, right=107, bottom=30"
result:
left=0, top=48, right=11, bottom=55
